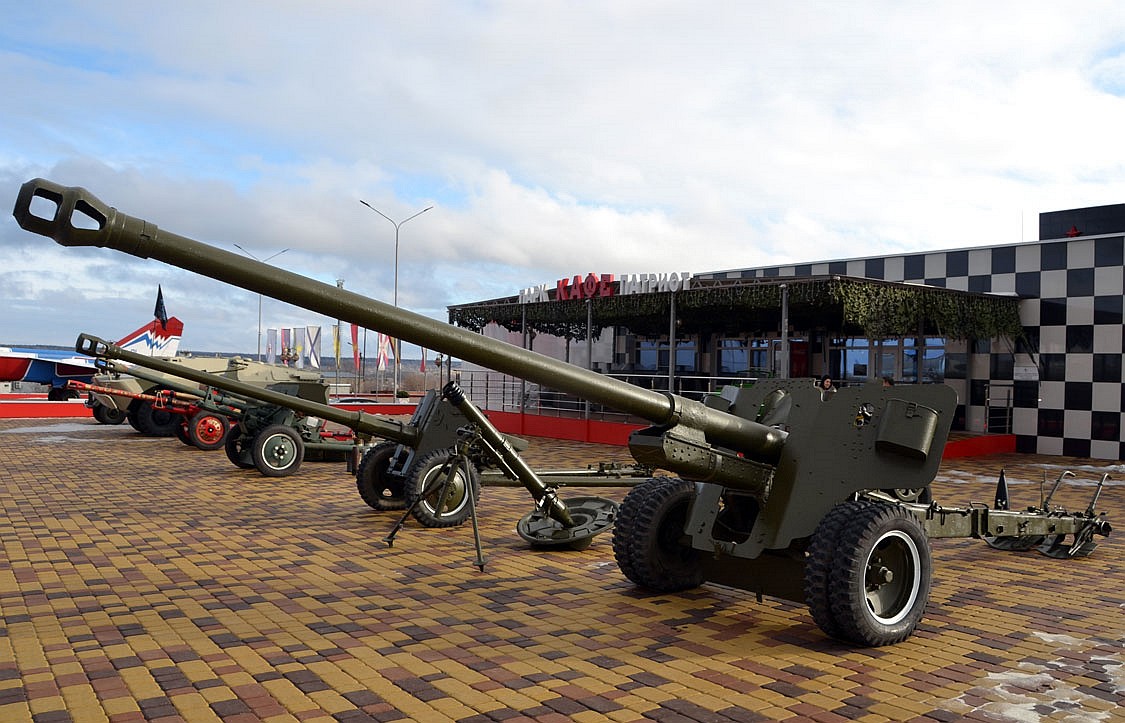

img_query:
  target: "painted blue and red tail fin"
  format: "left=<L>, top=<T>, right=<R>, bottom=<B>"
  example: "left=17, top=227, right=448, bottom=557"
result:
left=115, top=316, right=184, bottom=357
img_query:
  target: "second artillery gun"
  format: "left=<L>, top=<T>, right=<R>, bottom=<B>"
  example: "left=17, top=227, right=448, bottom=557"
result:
left=15, top=178, right=1112, bottom=647
left=75, top=332, right=635, bottom=543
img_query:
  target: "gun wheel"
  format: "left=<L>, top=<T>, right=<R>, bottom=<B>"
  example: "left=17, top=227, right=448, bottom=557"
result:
left=612, top=477, right=703, bottom=592
left=92, top=402, right=126, bottom=425
left=174, top=419, right=193, bottom=446
left=405, top=448, right=480, bottom=528
left=188, top=412, right=230, bottom=451
left=824, top=502, right=932, bottom=646
left=805, top=500, right=878, bottom=641
left=251, top=424, right=304, bottom=478
left=133, top=399, right=179, bottom=437
left=356, top=442, right=406, bottom=511
left=224, top=423, right=256, bottom=469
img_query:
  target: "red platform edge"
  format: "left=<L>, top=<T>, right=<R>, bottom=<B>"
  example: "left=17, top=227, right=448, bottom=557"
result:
left=942, top=432, right=1017, bottom=458
left=0, top=398, right=93, bottom=418
left=1, top=396, right=1013, bottom=458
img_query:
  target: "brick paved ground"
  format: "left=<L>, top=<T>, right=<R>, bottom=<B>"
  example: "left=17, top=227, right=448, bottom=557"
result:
left=0, top=418, right=1121, bottom=722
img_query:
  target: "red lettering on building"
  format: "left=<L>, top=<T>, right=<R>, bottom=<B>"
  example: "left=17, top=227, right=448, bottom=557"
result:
left=555, top=273, right=615, bottom=301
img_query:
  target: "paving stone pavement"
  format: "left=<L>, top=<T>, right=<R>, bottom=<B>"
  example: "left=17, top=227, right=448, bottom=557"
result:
left=0, top=418, right=1121, bottom=723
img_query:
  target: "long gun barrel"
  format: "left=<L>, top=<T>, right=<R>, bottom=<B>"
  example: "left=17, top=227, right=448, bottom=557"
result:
left=95, top=358, right=242, bottom=409
left=76, top=334, right=420, bottom=446
left=15, top=179, right=786, bottom=472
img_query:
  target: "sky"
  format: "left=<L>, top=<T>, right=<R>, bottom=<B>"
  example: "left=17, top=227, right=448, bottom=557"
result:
left=3, top=1, right=1125, bottom=358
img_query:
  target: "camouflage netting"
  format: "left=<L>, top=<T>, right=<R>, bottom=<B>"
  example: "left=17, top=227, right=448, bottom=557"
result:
left=448, top=277, right=1024, bottom=343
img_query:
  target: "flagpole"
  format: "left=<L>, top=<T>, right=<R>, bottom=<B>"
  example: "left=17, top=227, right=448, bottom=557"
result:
left=359, top=200, right=433, bottom=399
left=233, top=245, right=289, bottom=361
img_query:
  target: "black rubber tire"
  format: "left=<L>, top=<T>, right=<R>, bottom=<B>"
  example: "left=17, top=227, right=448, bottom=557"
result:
left=173, top=419, right=194, bottom=446
left=612, top=477, right=704, bottom=592
left=827, top=503, right=932, bottom=647
left=405, top=449, right=480, bottom=528
left=356, top=442, right=406, bottom=511
left=251, top=424, right=304, bottom=478
left=47, top=387, right=77, bottom=401
left=133, top=400, right=180, bottom=437
left=804, top=500, right=877, bottom=641
left=187, top=412, right=230, bottom=451
left=91, top=402, right=127, bottom=425
left=224, top=423, right=256, bottom=469
left=126, top=401, right=144, bottom=432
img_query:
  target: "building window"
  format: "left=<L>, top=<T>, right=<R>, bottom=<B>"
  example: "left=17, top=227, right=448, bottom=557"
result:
left=635, top=338, right=697, bottom=373
left=830, top=336, right=945, bottom=383
left=833, top=338, right=870, bottom=382
left=636, top=340, right=661, bottom=372
left=920, top=342, right=946, bottom=383
left=877, top=339, right=899, bottom=381
left=719, top=338, right=769, bottom=376
left=675, top=340, right=698, bottom=373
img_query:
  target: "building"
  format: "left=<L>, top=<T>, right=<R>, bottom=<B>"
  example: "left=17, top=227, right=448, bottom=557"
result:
left=449, top=204, right=1124, bottom=461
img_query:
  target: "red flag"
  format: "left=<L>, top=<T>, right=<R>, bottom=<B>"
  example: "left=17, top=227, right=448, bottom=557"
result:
left=350, top=324, right=360, bottom=370
left=420, top=348, right=426, bottom=373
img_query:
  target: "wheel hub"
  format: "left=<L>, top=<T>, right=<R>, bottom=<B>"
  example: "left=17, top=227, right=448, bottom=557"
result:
left=863, top=530, right=921, bottom=624
left=265, top=437, right=295, bottom=465
left=424, top=472, right=467, bottom=513
left=195, top=418, right=225, bottom=444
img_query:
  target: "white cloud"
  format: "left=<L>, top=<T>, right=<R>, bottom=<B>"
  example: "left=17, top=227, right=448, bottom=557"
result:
left=3, top=1, right=1125, bottom=352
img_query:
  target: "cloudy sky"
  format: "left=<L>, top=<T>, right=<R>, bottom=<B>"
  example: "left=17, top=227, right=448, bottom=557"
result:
left=3, top=1, right=1125, bottom=357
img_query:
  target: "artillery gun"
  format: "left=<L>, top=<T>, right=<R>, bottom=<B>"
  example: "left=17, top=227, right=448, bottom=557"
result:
left=69, top=360, right=242, bottom=449
left=85, top=351, right=322, bottom=439
left=80, top=349, right=358, bottom=463
left=14, top=178, right=1112, bottom=646
left=93, top=354, right=234, bottom=434
left=74, top=332, right=635, bottom=544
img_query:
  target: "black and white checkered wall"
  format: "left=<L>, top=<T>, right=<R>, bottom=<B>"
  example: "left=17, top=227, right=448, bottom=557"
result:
left=702, top=234, right=1125, bottom=461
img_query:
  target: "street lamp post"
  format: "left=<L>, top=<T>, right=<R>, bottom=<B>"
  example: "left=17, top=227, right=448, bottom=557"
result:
left=233, top=244, right=289, bottom=361
left=359, top=200, right=433, bottom=399
left=335, top=279, right=344, bottom=392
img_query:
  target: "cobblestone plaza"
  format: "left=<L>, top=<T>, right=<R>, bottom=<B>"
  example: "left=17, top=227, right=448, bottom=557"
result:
left=1, top=419, right=1121, bottom=722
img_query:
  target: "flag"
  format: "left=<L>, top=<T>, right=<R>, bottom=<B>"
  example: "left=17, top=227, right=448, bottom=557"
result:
left=294, top=328, right=304, bottom=369
left=280, top=327, right=291, bottom=365
left=377, top=333, right=392, bottom=372
left=154, top=286, right=169, bottom=329
left=350, top=324, right=360, bottom=371
left=266, top=328, right=277, bottom=365
left=305, top=326, right=321, bottom=369
left=333, top=325, right=341, bottom=369
left=420, top=348, right=426, bottom=373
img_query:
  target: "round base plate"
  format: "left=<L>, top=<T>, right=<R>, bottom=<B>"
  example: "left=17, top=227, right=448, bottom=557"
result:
left=517, top=495, right=618, bottom=550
